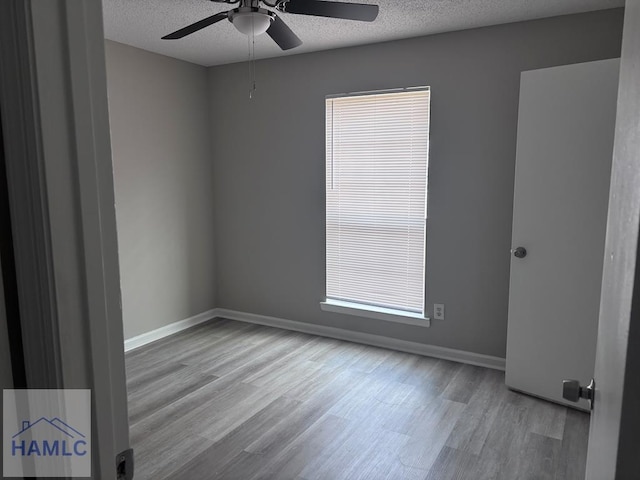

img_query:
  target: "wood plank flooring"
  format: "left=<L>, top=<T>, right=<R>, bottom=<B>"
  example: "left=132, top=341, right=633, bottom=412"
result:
left=125, top=319, right=590, bottom=480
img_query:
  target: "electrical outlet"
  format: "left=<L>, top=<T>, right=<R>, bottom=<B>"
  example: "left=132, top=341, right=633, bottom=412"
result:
left=434, top=304, right=445, bottom=320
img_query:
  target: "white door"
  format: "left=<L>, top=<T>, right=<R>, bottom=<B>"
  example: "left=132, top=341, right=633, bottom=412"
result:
left=506, top=59, right=620, bottom=408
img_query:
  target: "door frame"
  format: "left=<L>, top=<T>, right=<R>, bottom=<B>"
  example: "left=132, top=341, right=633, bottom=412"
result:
left=0, top=1, right=130, bottom=478
left=0, top=101, right=24, bottom=390
left=586, top=0, right=640, bottom=477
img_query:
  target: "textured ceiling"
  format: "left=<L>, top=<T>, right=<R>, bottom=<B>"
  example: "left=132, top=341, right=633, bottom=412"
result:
left=102, top=0, right=623, bottom=66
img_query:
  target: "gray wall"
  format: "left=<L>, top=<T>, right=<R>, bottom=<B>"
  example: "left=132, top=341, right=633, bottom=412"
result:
left=106, top=41, right=216, bottom=340
left=208, top=9, right=623, bottom=358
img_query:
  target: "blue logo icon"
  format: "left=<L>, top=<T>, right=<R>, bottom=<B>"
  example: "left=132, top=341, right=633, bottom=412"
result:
left=12, top=417, right=88, bottom=457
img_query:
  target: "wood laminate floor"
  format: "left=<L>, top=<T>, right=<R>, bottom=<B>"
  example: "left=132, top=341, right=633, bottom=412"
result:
left=126, top=319, right=590, bottom=480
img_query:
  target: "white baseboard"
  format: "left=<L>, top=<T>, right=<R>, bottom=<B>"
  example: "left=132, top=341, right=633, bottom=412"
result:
left=123, top=306, right=506, bottom=370
left=214, top=308, right=506, bottom=371
left=124, top=308, right=217, bottom=352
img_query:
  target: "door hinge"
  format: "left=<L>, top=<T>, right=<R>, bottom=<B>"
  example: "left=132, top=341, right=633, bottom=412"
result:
left=116, top=448, right=134, bottom=480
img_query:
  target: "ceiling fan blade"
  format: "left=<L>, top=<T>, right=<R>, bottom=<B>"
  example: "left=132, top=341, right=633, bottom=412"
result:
left=280, top=0, right=379, bottom=22
left=162, top=11, right=228, bottom=40
left=267, top=14, right=303, bottom=51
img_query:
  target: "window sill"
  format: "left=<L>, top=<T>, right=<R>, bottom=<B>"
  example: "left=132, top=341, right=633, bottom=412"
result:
left=320, top=299, right=430, bottom=328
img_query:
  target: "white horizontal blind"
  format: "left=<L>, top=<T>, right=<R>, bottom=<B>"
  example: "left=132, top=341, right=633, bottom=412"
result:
left=326, top=88, right=430, bottom=313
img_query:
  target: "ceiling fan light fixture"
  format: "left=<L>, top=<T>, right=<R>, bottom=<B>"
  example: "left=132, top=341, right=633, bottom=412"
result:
left=230, top=8, right=273, bottom=36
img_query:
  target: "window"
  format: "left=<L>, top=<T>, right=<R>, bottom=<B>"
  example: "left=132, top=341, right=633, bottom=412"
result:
left=324, top=88, right=430, bottom=322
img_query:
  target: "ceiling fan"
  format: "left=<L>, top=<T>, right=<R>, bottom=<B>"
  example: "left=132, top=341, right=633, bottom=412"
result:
left=162, top=0, right=379, bottom=51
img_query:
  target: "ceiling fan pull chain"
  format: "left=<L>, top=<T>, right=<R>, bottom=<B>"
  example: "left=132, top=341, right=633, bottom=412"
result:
left=252, top=24, right=256, bottom=97
left=248, top=17, right=257, bottom=99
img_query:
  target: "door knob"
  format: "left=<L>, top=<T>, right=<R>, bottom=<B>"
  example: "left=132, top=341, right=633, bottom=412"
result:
left=562, top=378, right=595, bottom=410
left=511, top=247, right=527, bottom=258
